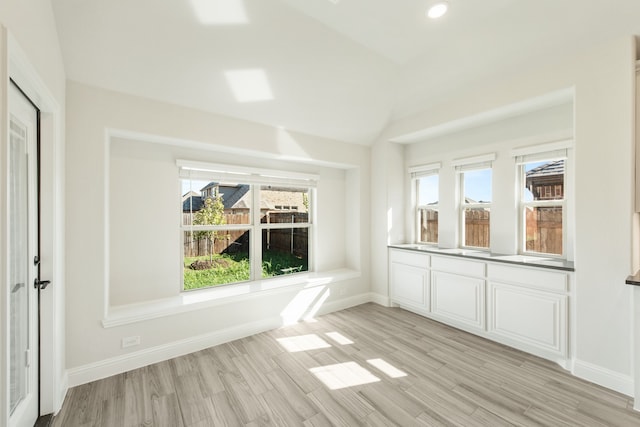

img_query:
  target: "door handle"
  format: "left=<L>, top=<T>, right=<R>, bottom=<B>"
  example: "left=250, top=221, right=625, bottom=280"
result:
left=34, top=279, right=51, bottom=290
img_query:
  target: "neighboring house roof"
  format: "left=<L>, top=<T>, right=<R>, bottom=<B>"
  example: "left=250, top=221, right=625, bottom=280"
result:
left=191, top=183, right=305, bottom=211
left=526, top=160, right=564, bottom=180
left=219, top=184, right=250, bottom=210
left=183, top=195, right=203, bottom=212
left=182, top=190, right=200, bottom=202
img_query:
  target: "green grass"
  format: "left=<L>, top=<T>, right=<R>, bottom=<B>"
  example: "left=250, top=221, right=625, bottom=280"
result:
left=183, top=253, right=250, bottom=290
left=183, top=250, right=308, bottom=290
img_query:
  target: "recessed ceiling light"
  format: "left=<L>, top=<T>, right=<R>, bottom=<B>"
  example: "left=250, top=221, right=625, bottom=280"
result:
left=427, top=1, right=448, bottom=19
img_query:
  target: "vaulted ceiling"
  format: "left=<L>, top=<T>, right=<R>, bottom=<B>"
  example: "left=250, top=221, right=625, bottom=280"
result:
left=52, top=0, right=640, bottom=145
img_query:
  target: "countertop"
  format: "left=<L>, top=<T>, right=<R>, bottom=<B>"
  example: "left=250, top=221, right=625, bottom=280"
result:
left=388, top=244, right=575, bottom=272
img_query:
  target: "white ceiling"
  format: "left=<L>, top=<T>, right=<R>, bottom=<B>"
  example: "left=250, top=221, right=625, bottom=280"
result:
left=52, top=0, right=640, bottom=145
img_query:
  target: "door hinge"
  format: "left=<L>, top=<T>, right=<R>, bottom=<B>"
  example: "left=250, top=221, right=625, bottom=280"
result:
left=25, top=349, right=30, bottom=367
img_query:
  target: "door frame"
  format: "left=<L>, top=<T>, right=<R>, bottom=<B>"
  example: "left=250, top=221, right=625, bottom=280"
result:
left=1, top=27, right=66, bottom=424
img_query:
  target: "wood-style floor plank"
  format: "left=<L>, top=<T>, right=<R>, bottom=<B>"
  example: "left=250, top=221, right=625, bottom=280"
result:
left=53, top=303, right=640, bottom=426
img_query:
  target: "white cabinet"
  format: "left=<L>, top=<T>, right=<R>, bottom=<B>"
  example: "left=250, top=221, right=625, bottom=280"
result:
left=388, top=247, right=573, bottom=367
left=431, top=272, right=485, bottom=330
left=431, top=256, right=486, bottom=332
left=488, top=284, right=567, bottom=357
left=389, top=249, right=429, bottom=313
left=487, top=264, right=569, bottom=362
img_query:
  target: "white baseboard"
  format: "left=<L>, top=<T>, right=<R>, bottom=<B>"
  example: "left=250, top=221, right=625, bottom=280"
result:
left=368, top=292, right=391, bottom=307
left=572, top=359, right=634, bottom=397
left=67, top=292, right=374, bottom=387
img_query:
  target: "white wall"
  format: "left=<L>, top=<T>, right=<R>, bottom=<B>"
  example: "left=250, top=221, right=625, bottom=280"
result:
left=370, top=139, right=404, bottom=304
left=0, top=0, right=67, bottom=417
left=372, top=36, right=637, bottom=395
left=65, top=81, right=371, bottom=380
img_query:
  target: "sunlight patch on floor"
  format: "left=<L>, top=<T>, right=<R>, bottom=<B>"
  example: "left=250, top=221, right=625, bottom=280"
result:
left=367, top=358, right=407, bottom=378
left=324, top=331, right=354, bottom=345
left=276, top=334, right=332, bottom=353
left=310, top=362, right=380, bottom=390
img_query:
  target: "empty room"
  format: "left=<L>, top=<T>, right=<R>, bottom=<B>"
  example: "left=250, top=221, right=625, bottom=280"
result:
left=4, top=0, right=640, bottom=426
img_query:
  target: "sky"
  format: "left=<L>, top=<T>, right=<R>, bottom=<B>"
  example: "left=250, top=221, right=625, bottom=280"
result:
left=418, top=161, right=558, bottom=205
left=182, top=179, right=210, bottom=196
left=418, top=169, right=493, bottom=205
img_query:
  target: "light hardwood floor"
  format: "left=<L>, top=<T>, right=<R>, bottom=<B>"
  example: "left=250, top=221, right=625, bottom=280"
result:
left=53, top=303, right=640, bottom=426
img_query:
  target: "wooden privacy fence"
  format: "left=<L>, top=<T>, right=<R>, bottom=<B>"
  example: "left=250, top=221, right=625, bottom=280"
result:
left=420, top=207, right=562, bottom=254
left=183, top=211, right=309, bottom=258
left=464, top=209, right=490, bottom=248
left=526, top=207, right=562, bottom=255
left=419, top=209, right=439, bottom=243
left=262, top=212, right=308, bottom=258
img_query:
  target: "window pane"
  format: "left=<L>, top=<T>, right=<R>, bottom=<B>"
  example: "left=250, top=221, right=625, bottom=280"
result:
left=182, top=180, right=251, bottom=226
left=418, top=208, right=438, bottom=243
left=183, top=229, right=250, bottom=289
left=463, top=169, right=492, bottom=203
left=262, top=228, right=308, bottom=277
left=464, top=208, right=490, bottom=248
left=523, top=160, right=564, bottom=201
left=525, top=206, right=563, bottom=255
left=418, top=175, right=438, bottom=206
left=260, top=186, right=310, bottom=224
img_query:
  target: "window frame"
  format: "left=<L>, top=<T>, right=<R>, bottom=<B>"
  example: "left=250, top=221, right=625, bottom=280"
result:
left=257, top=185, right=313, bottom=279
left=410, top=163, right=441, bottom=245
left=178, top=160, right=317, bottom=291
left=453, top=153, right=495, bottom=251
left=517, top=154, right=567, bottom=259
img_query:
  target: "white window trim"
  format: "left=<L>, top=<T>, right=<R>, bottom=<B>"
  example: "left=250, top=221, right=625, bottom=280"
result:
left=516, top=151, right=567, bottom=259
left=452, top=152, right=496, bottom=169
left=177, top=159, right=319, bottom=187
left=457, top=158, right=494, bottom=250
left=411, top=164, right=440, bottom=245
left=179, top=160, right=316, bottom=290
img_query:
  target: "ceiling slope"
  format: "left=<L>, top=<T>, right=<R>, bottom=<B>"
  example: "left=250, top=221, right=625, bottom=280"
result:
left=52, top=0, right=640, bottom=145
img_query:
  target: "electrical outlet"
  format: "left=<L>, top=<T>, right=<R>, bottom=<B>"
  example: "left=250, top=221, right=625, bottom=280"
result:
left=121, top=335, right=140, bottom=348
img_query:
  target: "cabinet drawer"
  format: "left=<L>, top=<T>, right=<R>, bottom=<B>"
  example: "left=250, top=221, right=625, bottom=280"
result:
left=488, top=282, right=567, bottom=356
left=487, top=264, right=568, bottom=293
left=389, top=249, right=429, bottom=268
left=431, top=256, right=485, bottom=277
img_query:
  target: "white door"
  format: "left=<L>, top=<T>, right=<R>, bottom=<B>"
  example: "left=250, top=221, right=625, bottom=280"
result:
left=8, top=83, right=40, bottom=427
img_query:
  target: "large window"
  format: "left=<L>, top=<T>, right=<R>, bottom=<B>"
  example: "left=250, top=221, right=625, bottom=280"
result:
left=455, top=155, right=494, bottom=249
left=179, top=161, right=316, bottom=290
left=518, top=153, right=566, bottom=256
left=411, top=164, right=440, bottom=244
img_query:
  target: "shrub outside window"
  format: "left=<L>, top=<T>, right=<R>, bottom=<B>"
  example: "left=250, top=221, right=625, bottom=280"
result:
left=520, top=158, right=565, bottom=256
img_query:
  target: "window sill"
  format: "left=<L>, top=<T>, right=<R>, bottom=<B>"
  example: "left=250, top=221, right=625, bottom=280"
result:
left=102, top=268, right=361, bottom=328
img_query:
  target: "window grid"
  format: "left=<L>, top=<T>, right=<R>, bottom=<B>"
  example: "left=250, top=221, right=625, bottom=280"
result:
left=181, top=180, right=313, bottom=291
left=459, top=167, right=492, bottom=250
left=415, top=173, right=439, bottom=245
left=520, top=158, right=566, bottom=257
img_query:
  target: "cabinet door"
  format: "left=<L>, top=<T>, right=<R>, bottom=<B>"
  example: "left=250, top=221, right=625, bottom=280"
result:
left=431, top=271, right=485, bottom=330
left=488, top=282, right=567, bottom=358
left=390, top=262, right=429, bottom=312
